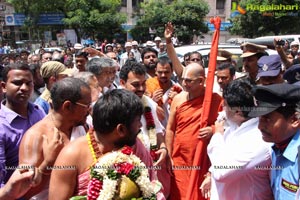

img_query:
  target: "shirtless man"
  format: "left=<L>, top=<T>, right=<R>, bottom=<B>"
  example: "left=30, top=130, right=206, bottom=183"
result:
left=18, top=77, right=91, bottom=199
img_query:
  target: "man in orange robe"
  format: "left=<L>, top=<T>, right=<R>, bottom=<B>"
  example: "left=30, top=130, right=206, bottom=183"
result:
left=166, top=63, right=222, bottom=200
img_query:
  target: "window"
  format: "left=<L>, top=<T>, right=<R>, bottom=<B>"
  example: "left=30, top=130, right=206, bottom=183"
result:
left=216, top=0, right=225, bottom=10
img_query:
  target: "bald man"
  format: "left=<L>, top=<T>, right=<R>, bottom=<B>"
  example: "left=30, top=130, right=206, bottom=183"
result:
left=165, top=63, right=223, bottom=200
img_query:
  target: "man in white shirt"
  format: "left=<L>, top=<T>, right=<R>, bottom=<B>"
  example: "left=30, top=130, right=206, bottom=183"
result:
left=200, top=78, right=274, bottom=200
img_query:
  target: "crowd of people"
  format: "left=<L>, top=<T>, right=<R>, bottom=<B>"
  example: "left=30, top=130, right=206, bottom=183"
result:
left=0, top=22, right=299, bottom=200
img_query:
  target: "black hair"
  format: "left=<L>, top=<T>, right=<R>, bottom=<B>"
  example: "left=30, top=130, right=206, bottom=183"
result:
left=92, top=89, right=144, bottom=134
left=119, top=61, right=146, bottom=82
left=75, top=50, right=89, bottom=59
left=141, top=47, right=158, bottom=61
left=50, top=77, right=90, bottom=111
left=190, top=51, right=202, bottom=60
left=217, top=63, right=236, bottom=77
left=223, top=78, right=254, bottom=118
left=2, top=63, right=33, bottom=82
left=157, top=57, right=173, bottom=70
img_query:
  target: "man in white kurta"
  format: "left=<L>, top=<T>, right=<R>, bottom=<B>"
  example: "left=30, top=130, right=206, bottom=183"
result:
left=201, top=78, right=274, bottom=200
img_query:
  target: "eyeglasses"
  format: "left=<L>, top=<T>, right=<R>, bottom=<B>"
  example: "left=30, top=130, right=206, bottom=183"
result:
left=74, top=102, right=92, bottom=109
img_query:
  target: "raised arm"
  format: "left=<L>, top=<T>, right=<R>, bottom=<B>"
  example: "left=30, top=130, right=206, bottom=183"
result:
left=274, top=38, right=294, bottom=69
left=164, top=22, right=184, bottom=78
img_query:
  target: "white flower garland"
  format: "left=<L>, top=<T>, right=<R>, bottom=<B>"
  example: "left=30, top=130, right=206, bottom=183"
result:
left=93, top=150, right=156, bottom=200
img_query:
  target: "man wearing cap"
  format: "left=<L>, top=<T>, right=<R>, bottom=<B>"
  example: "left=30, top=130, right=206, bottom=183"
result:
left=105, top=43, right=113, bottom=53
left=35, top=61, right=73, bottom=114
left=120, top=42, right=132, bottom=67
left=131, top=40, right=141, bottom=62
left=290, top=41, right=299, bottom=58
left=249, top=83, right=300, bottom=200
left=240, top=42, right=267, bottom=84
left=283, top=64, right=300, bottom=84
left=216, top=49, right=233, bottom=66
left=256, top=54, right=285, bottom=85
left=154, top=36, right=162, bottom=52
left=74, top=43, right=83, bottom=51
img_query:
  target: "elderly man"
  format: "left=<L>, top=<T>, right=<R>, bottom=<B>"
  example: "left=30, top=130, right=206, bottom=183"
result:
left=0, top=63, right=45, bottom=187
left=166, top=62, right=222, bottom=200
left=248, top=83, right=300, bottom=200
left=131, top=40, right=141, bottom=62
left=86, top=57, right=117, bottom=94
left=19, top=77, right=91, bottom=199
left=120, top=42, right=132, bottom=67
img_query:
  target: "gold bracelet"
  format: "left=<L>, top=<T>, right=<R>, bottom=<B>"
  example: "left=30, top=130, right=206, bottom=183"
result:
left=38, top=167, right=51, bottom=176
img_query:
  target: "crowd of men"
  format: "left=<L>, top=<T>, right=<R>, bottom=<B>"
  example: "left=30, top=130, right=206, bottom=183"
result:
left=0, top=22, right=299, bottom=200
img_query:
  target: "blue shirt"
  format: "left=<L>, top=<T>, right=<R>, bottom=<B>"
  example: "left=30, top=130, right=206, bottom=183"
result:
left=271, top=130, right=300, bottom=200
left=0, top=101, right=45, bottom=186
left=34, top=88, right=51, bottom=114
left=34, top=97, right=50, bottom=114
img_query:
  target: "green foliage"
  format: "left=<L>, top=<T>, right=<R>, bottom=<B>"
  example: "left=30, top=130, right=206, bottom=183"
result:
left=107, top=169, right=119, bottom=180
left=69, top=196, right=87, bottom=200
left=128, top=167, right=141, bottom=181
left=7, top=0, right=127, bottom=41
left=131, top=0, right=209, bottom=44
left=90, top=167, right=103, bottom=181
left=229, top=0, right=300, bottom=38
left=64, top=0, right=127, bottom=40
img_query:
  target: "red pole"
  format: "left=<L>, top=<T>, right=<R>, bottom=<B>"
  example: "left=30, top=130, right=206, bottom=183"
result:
left=185, top=16, right=221, bottom=200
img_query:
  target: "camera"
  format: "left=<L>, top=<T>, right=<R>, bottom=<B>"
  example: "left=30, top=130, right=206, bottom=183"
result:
left=276, top=40, right=285, bottom=46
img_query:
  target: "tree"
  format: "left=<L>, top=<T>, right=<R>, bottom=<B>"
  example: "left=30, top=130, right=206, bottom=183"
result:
left=131, top=0, right=209, bottom=44
left=7, top=0, right=64, bottom=41
left=64, top=0, right=127, bottom=41
left=229, top=0, right=300, bottom=38
left=7, top=0, right=127, bottom=42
